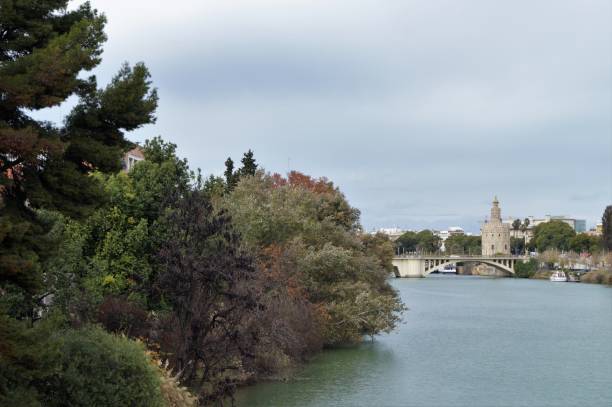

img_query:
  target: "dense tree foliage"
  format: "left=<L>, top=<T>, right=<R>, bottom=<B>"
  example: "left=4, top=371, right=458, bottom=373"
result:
left=514, top=258, right=539, bottom=278
left=222, top=171, right=404, bottom=347
left=1, top=0, right=157, bottom=306
left=531, top=221, right=576, bottom=252
left=396, top=230, right=441, bottom=253
left=569, top=233, right=601, bottom=254
left=444, top=235, right=481, bottom=255
left=510, top=236, right=525, bottom=255
left=1, top=3, right=405, bottom=405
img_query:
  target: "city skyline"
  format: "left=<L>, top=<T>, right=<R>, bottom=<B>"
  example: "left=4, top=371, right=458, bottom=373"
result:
left=33, top=0, right=612, bottom=232
left=373, top=206, right=596, bottom=235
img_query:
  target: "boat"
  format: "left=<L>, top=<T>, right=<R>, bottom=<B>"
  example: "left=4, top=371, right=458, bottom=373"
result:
left=549, top=270, right=567, bottom=282
left=440, top=264, right=457, bottom=274
left=567, top=273, right=580, bottom=282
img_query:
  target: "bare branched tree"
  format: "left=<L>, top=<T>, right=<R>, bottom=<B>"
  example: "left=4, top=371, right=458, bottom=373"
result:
left=156, top=190, right=257, bottom=405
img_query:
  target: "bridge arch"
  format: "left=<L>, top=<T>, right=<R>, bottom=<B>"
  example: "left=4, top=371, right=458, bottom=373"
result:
left=422, top=259, right=515, bottom=276
left=392, top=255, right=523, bottom=278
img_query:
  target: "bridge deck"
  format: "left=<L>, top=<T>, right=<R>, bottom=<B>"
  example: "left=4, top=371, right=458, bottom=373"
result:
left=393, top=255, right=523, bottom=260
left=392, top=255, right=526, bottom=277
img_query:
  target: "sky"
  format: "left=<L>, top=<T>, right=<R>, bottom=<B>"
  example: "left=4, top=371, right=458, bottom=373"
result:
left=37, top=0, right=612, bottom=233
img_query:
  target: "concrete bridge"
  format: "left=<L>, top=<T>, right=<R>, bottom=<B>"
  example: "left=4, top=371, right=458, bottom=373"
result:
left=392, top=254, right=524, bottom=278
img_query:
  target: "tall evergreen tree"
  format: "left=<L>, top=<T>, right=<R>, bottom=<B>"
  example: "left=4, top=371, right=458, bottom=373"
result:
left=603, top=205, right=612, bottom=250
left=0, top=1, right=157, bottom=297
left=224, top=157, right=236, bottom=191
left=239, top=149, right=257, bottom=176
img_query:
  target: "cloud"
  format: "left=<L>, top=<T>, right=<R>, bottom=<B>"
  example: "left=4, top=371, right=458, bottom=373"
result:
left=40, top=0, right=612, bottom=231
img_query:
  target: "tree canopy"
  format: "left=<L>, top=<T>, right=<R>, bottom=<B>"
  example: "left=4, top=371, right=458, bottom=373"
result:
left=1, top=1, right=157, bottom=300
left=531, top=221, right=576, bottom=252
left=396, top=230, right=441, bottom=253
left=444, top=234, right=481, bottom=255
left=0, top=3, right=406, bottom=404
left=569, top=233, right=601, bottom=254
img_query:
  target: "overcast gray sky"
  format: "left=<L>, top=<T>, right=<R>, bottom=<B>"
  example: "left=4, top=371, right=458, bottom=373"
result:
left=40, top=0, right=612, bottom=232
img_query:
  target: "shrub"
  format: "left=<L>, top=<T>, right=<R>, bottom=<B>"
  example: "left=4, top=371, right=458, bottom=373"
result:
left=581, top=270, right=612, bottom=285
left=41, top=326, right=163, bottom=407
left=97, top=296, right=149, bottom=338
left=153, top=358, right=199, bottom=407
left=515, top=258, right=539, bottom=278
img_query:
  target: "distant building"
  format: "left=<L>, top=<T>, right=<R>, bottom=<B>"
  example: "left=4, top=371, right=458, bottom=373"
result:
left=481, top=196, right=510, bottom=256
left=504, top=214, right=587, bottom=240
left=122, top=147, right=145, bottom=172
left=575, top=219, right=587, bottom=233
left=375, top=227, right=406, bottom=241
left=587, top=223, right=604, bottom=237
left=448, top=226, right=465, bottom=236
left=503, top=217, right=534, bottom=241
left=532, top=215, right=586, bottom=232
left=437, top=227, right=465, bottom=252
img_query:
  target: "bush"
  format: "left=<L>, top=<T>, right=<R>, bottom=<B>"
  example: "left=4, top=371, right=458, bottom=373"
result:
left=42, top=326, right=164, bottom=407
left=581, top=270, right=612, bottom=285
left=154, top=358, right=199, bottom=407
left=97, top=296, right=150, bottom=338
left=515, top=258, right=539, bottom=278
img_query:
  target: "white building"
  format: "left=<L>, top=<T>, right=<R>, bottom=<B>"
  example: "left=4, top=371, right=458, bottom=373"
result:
left=437, top=226, right=465, bottom=252
left=375, top=227, right=406, bottom=241
left=504, top=214, right=588, bottom=240
left=122, top=146, right=145, bottom=172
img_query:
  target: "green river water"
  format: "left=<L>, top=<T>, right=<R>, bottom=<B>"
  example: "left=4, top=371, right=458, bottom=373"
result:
left=235, top=275, right=612, bottom=407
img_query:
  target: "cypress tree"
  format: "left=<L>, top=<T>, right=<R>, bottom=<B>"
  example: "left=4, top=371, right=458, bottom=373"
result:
left=603, top=205, right=612, bottom=250
left=224, top=157, right=236, bottom=191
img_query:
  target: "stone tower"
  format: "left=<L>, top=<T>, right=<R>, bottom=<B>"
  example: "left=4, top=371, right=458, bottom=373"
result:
left=481, top=196, right=510, bottom=256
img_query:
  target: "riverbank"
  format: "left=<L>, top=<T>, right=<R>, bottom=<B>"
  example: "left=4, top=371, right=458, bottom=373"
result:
left=530, top=269, right=553, bottom=280
left=580, top=269, right=612, bottom=285
left=530, top=269, right=612, bottom=285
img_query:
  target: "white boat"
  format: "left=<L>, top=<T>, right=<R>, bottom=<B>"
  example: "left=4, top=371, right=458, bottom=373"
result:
left=440, top=264, right=457, bottom=274
left=549, top=270, right=567, bottom=282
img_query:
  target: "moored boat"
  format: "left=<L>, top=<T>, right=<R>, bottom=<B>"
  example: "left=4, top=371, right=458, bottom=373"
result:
left=549, top=270, right=567, bottom=282
left=440, top=264, right=457, bottom=274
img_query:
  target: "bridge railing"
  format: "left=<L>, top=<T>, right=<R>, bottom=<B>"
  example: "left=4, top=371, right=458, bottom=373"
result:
left=393, top=253, right=525, bottom=259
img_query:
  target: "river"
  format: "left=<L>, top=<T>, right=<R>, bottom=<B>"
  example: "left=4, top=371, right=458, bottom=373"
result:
left=235, top=275, right=612, bottom=407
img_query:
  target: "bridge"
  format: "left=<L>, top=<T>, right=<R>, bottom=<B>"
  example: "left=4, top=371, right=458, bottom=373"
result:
left=392, top=254, right=524, bottom=278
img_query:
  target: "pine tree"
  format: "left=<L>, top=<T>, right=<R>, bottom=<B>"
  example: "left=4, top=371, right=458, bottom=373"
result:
left=239, top=149, right=257, bottom=177
left=0, top=1, right=158, bottom=297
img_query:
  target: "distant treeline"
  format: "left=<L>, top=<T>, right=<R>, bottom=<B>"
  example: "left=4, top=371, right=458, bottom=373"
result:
left=395, top=211, right=611, bottom=256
